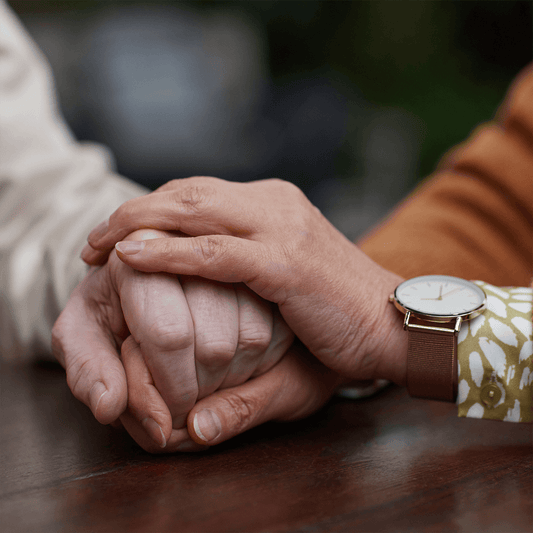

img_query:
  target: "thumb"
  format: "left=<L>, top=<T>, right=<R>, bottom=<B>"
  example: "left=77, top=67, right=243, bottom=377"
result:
left=187, top=343, right=341, bottom=446
left=52, top=292, right=127, bottom=425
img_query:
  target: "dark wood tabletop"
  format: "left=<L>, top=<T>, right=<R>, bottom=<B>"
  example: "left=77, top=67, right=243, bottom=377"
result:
left=1, top=360, right=531, bottom=533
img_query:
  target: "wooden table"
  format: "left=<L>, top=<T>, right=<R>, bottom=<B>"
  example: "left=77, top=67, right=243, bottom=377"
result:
left=1, top=361, right=531, bottom=533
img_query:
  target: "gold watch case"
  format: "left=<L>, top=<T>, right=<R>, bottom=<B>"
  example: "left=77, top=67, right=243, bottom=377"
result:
left=389, top=275, right=487, bottom=333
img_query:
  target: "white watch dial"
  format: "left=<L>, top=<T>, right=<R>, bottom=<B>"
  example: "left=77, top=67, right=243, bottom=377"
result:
left=395, top=275, right=486, bottom=317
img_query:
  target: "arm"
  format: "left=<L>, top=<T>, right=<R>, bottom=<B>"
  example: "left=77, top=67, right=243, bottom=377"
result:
left=358, top=65, right=533, bottom=423
left=358, top=65, right=533, bottom=286
left=0, top=3, right=296, bottom=453
left=0, top=1, right=146, bottom=360
left=83, top=66, right=533, bottom=442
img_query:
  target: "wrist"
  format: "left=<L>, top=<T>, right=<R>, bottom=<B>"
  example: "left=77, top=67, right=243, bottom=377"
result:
left=365, top=266, right=407, bottom=386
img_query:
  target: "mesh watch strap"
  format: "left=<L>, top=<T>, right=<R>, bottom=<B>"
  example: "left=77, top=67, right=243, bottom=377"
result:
left=406, top=319, right=458, bottom=402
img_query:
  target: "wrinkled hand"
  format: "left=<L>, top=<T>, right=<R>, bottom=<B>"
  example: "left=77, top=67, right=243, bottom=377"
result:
left=53, top=228, right=293, bottom=453
left=184, top=340, right=344, bottom=447
left=82, top=177, right=407, bottom=387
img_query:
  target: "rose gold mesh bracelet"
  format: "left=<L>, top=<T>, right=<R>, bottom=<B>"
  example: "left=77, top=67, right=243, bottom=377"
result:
left=406, top=325, right=457, bottom=402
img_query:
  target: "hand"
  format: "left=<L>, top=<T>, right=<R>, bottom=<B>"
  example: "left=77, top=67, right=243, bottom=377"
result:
left=441, top=287, right=463, bottom=299
left=185, top=340, right=344, bottom=447
left=82, top=177, right=407, bottom=386
left=421, top=284, right=446, bottom=301
left=53, top=228, right=294, bottom=453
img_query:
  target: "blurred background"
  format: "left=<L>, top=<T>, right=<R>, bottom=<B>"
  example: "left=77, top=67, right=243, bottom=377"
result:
left=11, top=0, right=533, bottom=240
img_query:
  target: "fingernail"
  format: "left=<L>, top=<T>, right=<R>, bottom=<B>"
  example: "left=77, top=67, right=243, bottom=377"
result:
left=89, top=381, right=107, bottom=418
left=88, top=219, right=109, bottom=243
left=115, top=241, right=145, bottom=255
left=142, top=418, right=166, bottom=448
left=193, top=409, right=221, bottom=443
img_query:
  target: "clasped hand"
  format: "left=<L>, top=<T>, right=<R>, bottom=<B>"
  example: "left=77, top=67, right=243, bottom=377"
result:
left=53, top=228, right=295, bottom=453
left=74, top=177, right=408, bottom=450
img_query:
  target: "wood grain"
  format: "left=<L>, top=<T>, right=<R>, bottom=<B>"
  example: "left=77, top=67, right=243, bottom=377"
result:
left=1, top=361, right=531, bottom=533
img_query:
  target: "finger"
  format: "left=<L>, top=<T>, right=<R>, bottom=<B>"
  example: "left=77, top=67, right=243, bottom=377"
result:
left=80, top=242, right=111, bottom=266
left=87, top=177, right=257, bottom=255
left=119, top=336, right=208, bottom=454
left=187, top=343, right=341, bottom=447
left=114, top=235, right=272, bottom=292
left=82, top=227, right=186, bottom=265
left=219, top=285, right=275, bottom=389
left=121, top=335, right=172, bottom=449
left=180, top=276, right=239, bottom=399
left=119, top=409, right=208, bottom=454
left=52, top=286, right=127, bottom=425
left=249, top=307, right=294, bottom=378
left=114, top=255, right=198, bottom=429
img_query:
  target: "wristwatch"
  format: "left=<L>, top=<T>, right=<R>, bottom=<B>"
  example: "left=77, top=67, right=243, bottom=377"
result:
left=390, top=275, right=486, bottom=402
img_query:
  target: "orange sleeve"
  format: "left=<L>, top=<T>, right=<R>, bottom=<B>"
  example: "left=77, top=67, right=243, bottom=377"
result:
left=359, top=65, right=533, bottom=287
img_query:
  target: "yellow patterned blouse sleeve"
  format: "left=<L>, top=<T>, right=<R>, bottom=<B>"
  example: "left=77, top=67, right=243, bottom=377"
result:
left=457, top=282, right=532, bottom=423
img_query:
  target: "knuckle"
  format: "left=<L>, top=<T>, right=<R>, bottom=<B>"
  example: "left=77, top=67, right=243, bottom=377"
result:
left=185, top=175, right=221, bottom=185
left=265, top=177, right=289, bottom=188
left=221, top=392, right=259, bottom=432
left=237, top=328, right=271, bottom=356
left=176, top=180, right=216, bottom=214
left=196, top=236, right=221, bottom=263
left=157, top=239, right=180, bottom=264
left=196, top=340, right=236, bottom=368
left=145, top=314, right=194, bottom=352
left=268, top=178, right=303, bottom=197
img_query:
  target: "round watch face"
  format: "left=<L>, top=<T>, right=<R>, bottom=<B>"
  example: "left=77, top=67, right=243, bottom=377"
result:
left=394, top=275, right=486, bottom=319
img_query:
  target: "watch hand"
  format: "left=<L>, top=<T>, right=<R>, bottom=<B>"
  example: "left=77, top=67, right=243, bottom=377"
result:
left=441, top=287, right=463, bottom=299
left=422, top=285, right=443, bottom=301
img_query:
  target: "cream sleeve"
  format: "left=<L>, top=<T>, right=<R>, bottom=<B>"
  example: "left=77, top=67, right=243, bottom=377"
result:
left=0, top=2, right=147, bottom=360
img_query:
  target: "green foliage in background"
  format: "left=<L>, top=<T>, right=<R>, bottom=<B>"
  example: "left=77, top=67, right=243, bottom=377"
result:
left=255, top=0, right=532, bottom=184
left=11, top=0, right=532, bottom=187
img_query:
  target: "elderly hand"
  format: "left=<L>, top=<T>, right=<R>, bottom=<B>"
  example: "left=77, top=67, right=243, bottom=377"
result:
left=54, top=228, right=293, bottom=453
left=82, top=177, right=407, bottom=389
left=184, top=340, right=344, bottom=447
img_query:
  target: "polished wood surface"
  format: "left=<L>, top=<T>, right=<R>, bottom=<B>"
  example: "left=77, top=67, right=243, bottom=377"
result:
left=1, top=361, right=531, bottom=533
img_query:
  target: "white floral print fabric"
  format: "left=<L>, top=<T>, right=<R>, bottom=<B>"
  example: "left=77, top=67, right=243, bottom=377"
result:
left=457, top=282, right=532, bottom=423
